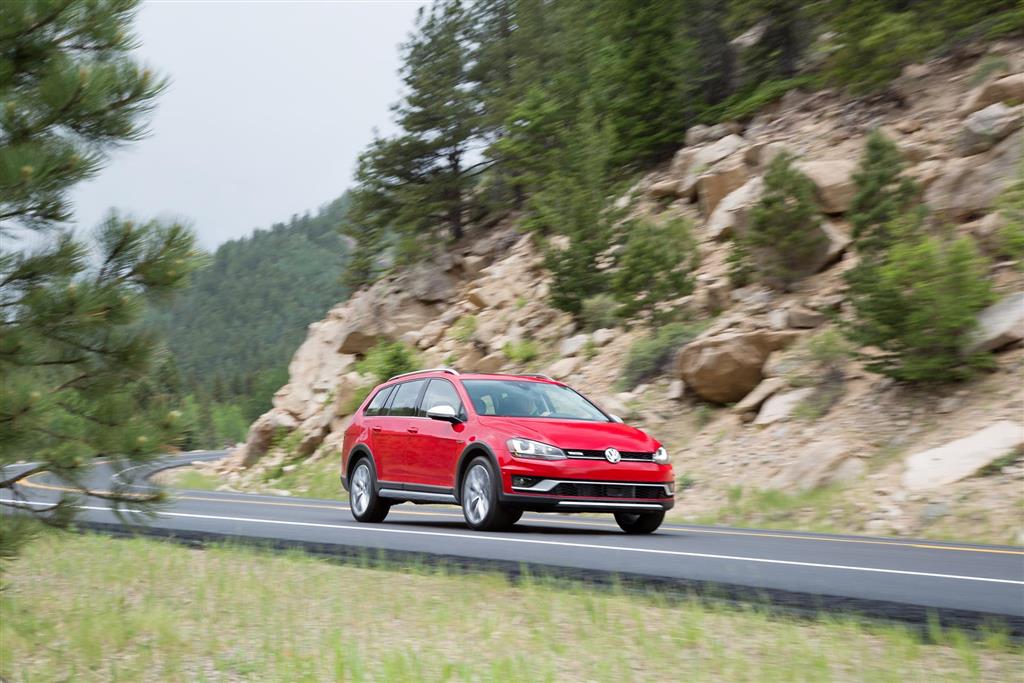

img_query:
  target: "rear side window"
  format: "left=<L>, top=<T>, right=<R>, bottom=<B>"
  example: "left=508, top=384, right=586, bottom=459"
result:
left=387, top=379, right=426, bottom=417
left=363, top=385, right=394, bottom=416
left=418, top=379, right=464, bottom=418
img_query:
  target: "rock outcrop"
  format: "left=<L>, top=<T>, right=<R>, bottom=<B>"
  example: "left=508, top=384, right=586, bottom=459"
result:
left=965, top=291, right=1024, bottom=354
left=676, top=330, right=799, bottom=404
left=902, top=421, right=1024, bottom=491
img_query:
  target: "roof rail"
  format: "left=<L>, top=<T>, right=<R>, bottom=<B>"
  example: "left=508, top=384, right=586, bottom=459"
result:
left=387, top=367, right=460, bottom=382
left=519, top=373, right=554, bottom=381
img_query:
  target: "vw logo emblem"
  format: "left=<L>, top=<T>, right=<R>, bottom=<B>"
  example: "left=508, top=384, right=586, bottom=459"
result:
left=604, top=448, right=621, bottom=464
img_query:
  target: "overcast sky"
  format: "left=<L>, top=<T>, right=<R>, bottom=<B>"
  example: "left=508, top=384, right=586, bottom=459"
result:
left=70, top=0, right=427, bottom=249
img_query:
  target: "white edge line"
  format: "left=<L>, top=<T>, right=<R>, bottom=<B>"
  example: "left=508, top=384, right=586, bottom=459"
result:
left=8, top=498, right=1023, bottom=587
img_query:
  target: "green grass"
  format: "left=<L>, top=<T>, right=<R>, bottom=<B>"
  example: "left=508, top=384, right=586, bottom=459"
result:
left=2, top=534, right=1020, bottom=682
left=262, top=455, right=345, bottom=500
left=696, top=485, right=857, bottom=533
left=165, top=469, right=221, bottom=492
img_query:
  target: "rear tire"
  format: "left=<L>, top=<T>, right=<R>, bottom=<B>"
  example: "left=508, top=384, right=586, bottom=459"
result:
left=461, top=457, right=517, bottom=531
left=349, top=457, right=391, bottom=523
left=614, top=510, right=665, bottom=534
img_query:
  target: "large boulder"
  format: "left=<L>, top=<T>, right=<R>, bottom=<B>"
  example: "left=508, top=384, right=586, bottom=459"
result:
left=958, top=103, right=1023, bottom=156
left=685, top=123, right=736, bottom=147
left=676, top=330, right=800, bottom=403
left=961, top=73, right=1024, bottom=115
left=795, top=160, right=857, bottom=214
left=707, top=177, right=764, bottom=240
left=697, top=154, right=750, bottom=217
left=678, top=134, right=749, bottom=198
left=965, top=291, right=1024, bottom=354
left=239, top=409, right=299, bottom=467
left=902, top=421, right=1024, bottom=491
left=925, top=134, right=1023, bottom=220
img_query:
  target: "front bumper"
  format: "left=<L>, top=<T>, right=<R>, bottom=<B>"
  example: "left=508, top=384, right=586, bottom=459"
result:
left=499, top=476, right=675, bottom=513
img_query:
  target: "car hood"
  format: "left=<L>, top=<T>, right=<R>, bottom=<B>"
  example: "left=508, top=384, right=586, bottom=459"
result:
left=477, top=416, right=659, bottom=452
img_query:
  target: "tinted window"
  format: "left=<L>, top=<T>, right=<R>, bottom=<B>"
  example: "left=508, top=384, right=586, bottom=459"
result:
left=363, top=385, right=394, bottom=416
left=387, top=380, right=426, bottom=417
left=418, top=379, right=464, bottom=418
left=462, top=379, right=609, bottom=421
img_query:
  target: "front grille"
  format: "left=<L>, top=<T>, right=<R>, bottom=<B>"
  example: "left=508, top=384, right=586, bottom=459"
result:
left=547, top=482, right=670, bottom=499
left=565, top=449, right=655, bottom=462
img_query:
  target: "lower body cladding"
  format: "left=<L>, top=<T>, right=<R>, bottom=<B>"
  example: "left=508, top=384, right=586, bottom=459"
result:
left=502, top=476, right=675, bottom=513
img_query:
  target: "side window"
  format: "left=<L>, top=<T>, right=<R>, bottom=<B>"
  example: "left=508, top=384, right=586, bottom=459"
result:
left=418, top=379, right=464, bottom=418
left=363, top=385, right=393, bottom=417
left=387, top=380, right=426, bottom=417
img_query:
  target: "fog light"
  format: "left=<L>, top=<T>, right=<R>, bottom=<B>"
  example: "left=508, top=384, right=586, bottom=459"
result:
left=512, top=476, right=540, bottom=488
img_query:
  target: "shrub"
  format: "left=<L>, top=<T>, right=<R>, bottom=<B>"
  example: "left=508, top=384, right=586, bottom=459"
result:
left=744, top=153, right=826, bottom=290
left=580, top=294, right=622, bottom=331
left=845, top=235, right=993, bottom=382
left=970, top=55, right=1011, bottom=86
left=618, top=322, right=701, bottom=389
left=502, top=339, right=539, bottom=363
left=355, top=340, right=419, bottom=382
left=850, top=131, right=921, bottom=258
left=726, top=239, right=755, bottom=288
left=613, top=217, right=699, bottom=319
left=450, top=315, right=477, bottom=343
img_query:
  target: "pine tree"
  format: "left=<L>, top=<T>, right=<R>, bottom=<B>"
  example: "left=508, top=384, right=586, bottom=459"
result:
left=1, top=0, right=201, bottom=560
left=850, top=130, right=921, bottom=257
left=532, top=101, right=616, bottom=317
left=744, top=153, right=826, bottom=290
left=845, top=235, right=993, bottom=382
left=613, top=217, right=699, bottom=320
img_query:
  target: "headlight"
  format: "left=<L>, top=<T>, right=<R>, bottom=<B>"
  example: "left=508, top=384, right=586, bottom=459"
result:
left=653, top=446, right=670, bottom=464
left=506, top=438, right=566, bottom=461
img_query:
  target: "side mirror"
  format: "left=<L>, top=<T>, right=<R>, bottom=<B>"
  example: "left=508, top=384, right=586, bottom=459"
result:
left=609, top=414, right=624, bottom=423
left=426, top=404, right=461, bottom=424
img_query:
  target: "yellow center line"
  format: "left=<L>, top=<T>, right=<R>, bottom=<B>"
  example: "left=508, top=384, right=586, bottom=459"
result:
left=18, top=467, right=1024, bottom=556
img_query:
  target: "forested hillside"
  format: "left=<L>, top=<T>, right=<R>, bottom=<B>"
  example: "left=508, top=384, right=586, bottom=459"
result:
left=149, top=194, right=351, bottom=445
left=344, top=0, right=1023, bottom=309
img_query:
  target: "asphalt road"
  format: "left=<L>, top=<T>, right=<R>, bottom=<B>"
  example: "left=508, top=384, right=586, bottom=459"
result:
left=5, top=451, right=1024, bottom=632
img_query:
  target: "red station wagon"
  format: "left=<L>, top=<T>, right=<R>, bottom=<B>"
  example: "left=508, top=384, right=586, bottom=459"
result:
left=341, top=368, right=674, bottom=533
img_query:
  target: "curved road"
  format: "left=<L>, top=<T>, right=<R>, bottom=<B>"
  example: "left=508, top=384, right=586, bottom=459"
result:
left=5, top=451, right=1023, bottom=633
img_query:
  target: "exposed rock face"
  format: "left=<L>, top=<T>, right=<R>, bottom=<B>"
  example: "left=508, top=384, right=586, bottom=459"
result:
left=925, top=133, right=1023, bottom=220
left=902, top=421, right=1024, bottom=491
left=678, top=134, right=749, bottom=198
left=965, top=291, right=1024, bottom=354
left=676, top=330, right=799, bottom=403
left=961, top=73, right=1024, bottom=115
left=958, top=103, right=1023, bottom=156
left=685, top=122, right=736, bottom=147
left=795, top=160, right=857, bottom=214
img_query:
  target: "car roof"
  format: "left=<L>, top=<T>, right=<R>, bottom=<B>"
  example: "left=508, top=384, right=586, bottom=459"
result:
left=382, top=368, right=562, bottom=385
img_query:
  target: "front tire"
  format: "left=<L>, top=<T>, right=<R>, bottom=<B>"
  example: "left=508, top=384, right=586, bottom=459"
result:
left=614, top=510, right=665, bottom=534
left=460, top=457, right=517, bottom=531
left=349, top=457, right=391, bottom=523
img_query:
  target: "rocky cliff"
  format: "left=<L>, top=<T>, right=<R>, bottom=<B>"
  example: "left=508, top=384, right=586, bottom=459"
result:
left=211, top=43, right=1024, bottom=543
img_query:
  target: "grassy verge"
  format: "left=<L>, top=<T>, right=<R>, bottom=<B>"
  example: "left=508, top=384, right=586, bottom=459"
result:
left=692, top=485, right=857, bottom=534
left=160, top=468, right=223, bottom=492
left=260, top=455, right=345, bottom=500
left=2, top=534, right=1019, bottom=682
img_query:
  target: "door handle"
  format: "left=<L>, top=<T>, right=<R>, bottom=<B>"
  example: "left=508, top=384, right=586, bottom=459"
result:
left=406, top=427, right=419, bottom=434
left=371, top=426, right=382, bottom=433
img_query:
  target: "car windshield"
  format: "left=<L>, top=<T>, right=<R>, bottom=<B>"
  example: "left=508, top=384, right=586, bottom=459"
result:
left=462, top=379, right=610, bottom=421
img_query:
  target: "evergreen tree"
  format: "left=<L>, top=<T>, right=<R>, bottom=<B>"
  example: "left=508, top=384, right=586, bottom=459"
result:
left=845, top=235, right=993, bottom=382
left=850, top=130, right=921, bottom=257
left=0, top=0, right=201, bottom=559
left=531, top=101, right=616, bottom=317
left=744, top=153, right=826, bottom=290
left=613, top=217, right=699, bottom=319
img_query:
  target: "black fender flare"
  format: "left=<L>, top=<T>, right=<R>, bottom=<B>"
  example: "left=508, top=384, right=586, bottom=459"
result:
left=454, top=441, right=501, bottom=503
left=343, top=444, right=376, bottom=492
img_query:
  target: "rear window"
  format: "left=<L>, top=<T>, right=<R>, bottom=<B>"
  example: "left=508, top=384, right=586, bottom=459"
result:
left=363, top=385, right=394, bottom=416
left=387, top=379, right=426, bottom=417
